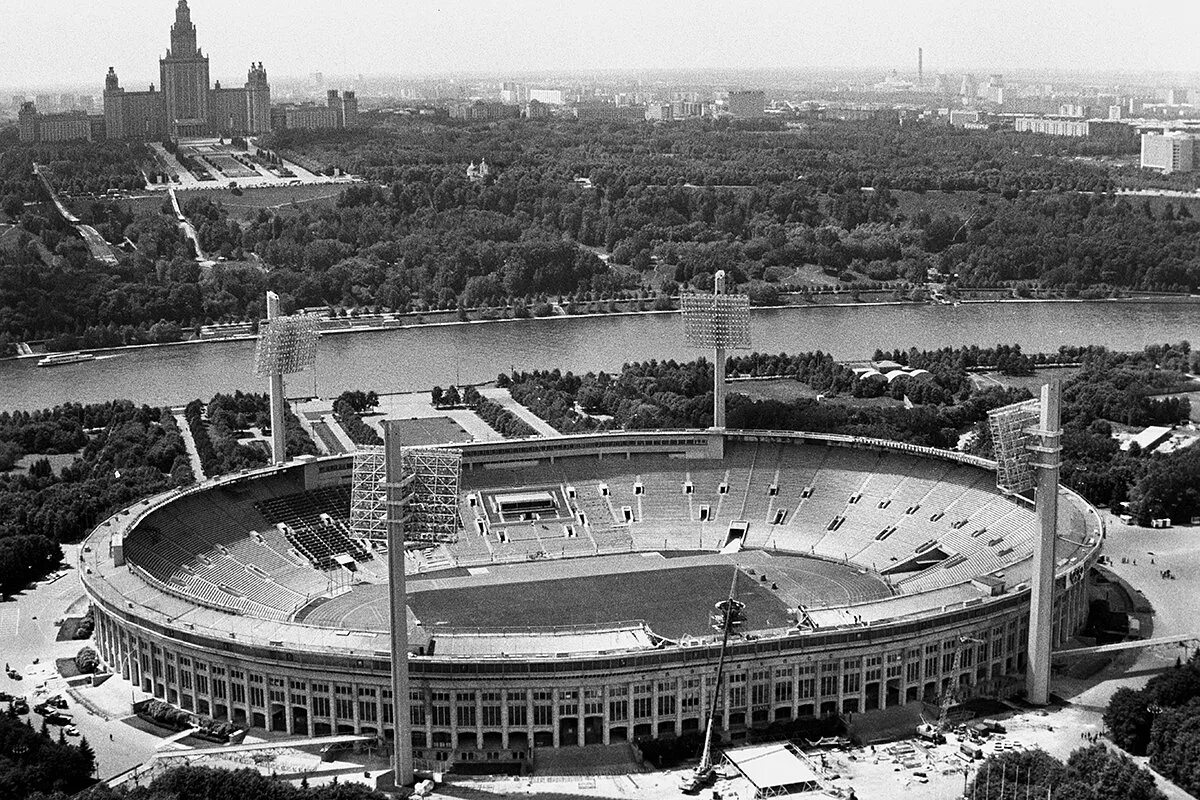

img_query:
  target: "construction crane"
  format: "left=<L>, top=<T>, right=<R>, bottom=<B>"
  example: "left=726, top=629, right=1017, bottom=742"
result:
left=682, top=568, right=747, bottom=794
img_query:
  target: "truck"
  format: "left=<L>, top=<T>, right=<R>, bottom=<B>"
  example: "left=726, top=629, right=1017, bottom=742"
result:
left=916, top=723, right=946, bottom=744
left=960, top=741, right=984, bottom=760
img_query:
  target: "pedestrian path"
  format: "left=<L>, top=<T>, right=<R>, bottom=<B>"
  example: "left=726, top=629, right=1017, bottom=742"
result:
left=172, top=410, right=208, bottom=480
left=0, top=603, right=18, bottom=640
left=478, top=387, right=560, bottom=437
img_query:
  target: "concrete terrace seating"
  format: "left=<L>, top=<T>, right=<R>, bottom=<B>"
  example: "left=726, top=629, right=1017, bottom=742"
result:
left=124, top=488, right=328, bottom=617
left=255, top=487, right=372, bottom=571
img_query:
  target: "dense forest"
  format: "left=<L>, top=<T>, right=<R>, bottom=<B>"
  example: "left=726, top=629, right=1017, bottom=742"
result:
left=0, top=401, right=195, bottom=593
left=0, top=133, right=151, bottom=198
left=3, top=117, right=1199, bottom=353
left=0, top=391, right=324, bottom=594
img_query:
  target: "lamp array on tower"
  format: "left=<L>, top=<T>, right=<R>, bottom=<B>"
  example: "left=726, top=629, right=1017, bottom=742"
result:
left=253, top=291, right=319, bottom=465
left=680, top=270, right=751, bottom=430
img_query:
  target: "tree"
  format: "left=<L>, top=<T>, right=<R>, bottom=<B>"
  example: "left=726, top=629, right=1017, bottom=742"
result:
left=443, top=385, right=461, bottom=407
left=430, top=386, right=443, bottom=407
left=461, top=385, right=481, bottom=407
left=78, top=735, right=96, bottom=776
left=1105, top=687, right=1154, bottom=755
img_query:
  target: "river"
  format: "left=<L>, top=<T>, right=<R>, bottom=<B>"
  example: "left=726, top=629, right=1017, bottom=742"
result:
left=1, top=301, right=1195, bottom=410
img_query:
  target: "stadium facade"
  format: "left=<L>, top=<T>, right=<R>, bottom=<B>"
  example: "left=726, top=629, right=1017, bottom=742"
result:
left=81, top=430, right=1101, bottom=769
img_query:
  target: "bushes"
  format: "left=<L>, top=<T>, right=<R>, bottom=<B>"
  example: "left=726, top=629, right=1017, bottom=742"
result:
left=140, top=698, right=193, bottom=731
left=74, top=646, right=99, bottom=674
left=136, top=700, right=237, bottom=741
left=74, top=607, right=95, bottom=639
left=332, top=400, right=382, bottom=446
left=473, top=396, right=537, bottom=438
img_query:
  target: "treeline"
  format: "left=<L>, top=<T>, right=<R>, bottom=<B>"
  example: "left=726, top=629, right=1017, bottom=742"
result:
left=1105, top=652, right=1200, bottom=796
left=472, top=395, right=538, bottom=438
left=185, top=392, right=318, bottom=476
left=500, top=343, right=1196, bottom=521
left=1048, top=344, right=1195, bottom=517
left=73, top=765, right=387, bottom=800
left=728, top=350, right=970, bottom=405
left=2, top=118, right=1194, bottom=350
left=432, top=384, right=538, bottom=438
left=503, top=358, right=1028, bottom=444
left=332, top=390, right=382, bottom=446
left=0, top=137, right=150, bottom=198
left=0, top=535, right=62, bottom=596
left=0, top=708, right=97, bottom=800
left=729, top=386, right=1029, bottom=449
left=963, top=744, right=1163, bottom=800
left=0, top=402, right=192, bottom=554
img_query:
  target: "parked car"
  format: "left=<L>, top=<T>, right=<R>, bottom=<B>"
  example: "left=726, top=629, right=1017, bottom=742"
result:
left=65, top=725, right=80, bottom=737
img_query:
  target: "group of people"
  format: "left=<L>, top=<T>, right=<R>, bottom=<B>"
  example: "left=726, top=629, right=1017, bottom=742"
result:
left=1079, top=730, right=1102, bottom=743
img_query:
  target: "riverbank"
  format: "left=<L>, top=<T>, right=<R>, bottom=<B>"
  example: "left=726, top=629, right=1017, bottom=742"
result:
left=9, top=294, right=1198, bottom=363
left=5, top=299, right=1200, bottom=410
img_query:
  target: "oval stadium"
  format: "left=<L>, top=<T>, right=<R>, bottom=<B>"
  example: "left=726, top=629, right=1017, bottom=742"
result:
left=81, top=429, right=1101, bottom=771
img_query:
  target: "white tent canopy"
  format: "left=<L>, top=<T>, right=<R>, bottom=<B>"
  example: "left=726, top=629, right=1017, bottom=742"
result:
left=723, top=742, right=824, bottom=797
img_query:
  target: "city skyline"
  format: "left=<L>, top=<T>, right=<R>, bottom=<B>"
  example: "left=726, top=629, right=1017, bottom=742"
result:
left=4, top=0, right=1200, bottom=92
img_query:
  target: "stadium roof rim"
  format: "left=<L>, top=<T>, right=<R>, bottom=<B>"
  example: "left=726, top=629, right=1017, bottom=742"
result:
left=81, top=428, right=1103, bottom=664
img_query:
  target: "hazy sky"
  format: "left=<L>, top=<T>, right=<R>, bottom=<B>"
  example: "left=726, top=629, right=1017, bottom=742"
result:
left=4, top=0, right=1200, bottom=90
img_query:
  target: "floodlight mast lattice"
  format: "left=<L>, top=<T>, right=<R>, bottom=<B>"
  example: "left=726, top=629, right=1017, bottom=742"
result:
left=681, top=270, right=751, bottom=430
left=253, top=291, right=319, bottom=465
left=382, top=424, right=463, bottom=788
left=986, top=379, right=1062, bottom=705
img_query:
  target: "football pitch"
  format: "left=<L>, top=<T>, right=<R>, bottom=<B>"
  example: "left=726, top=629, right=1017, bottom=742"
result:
left=409, top=564, right=793, bottom=639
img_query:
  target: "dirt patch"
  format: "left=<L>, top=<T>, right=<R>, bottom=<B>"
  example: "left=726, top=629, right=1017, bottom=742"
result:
left=55, top=616, right=89, bottom=642
left=56, top=657, right=81, bottom=678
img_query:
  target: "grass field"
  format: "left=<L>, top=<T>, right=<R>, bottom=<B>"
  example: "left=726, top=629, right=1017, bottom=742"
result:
left=969, top=366, right=1083, bottom=393
left=730, top=378, right=905, bottom=409
left=408, top=564, right=792, bottom=638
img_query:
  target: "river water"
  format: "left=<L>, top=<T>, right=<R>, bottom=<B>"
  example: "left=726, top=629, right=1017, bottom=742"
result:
left=1, top=301, right=1195, bottom=410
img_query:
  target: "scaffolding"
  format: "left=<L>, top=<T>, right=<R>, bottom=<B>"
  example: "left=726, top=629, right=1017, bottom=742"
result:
left=253, top=313, right=320, bottom=377
left=987, top=398, right=1040, bottom=494
left=349, top=445, right=388, bottom=546
left=392, top=448, right=463, bottom=544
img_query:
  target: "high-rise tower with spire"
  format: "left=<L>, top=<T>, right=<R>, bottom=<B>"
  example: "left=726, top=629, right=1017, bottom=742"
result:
left=160, top=0, right=212, bottom=137
left=103, top=1, right=270, bottom=140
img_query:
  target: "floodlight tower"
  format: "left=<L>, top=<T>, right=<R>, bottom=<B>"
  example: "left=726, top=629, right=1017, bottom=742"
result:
left=381, top=426, right=463, bottom=788
left=1026, top=379, right=1062, bottom=705
left=987, top=379, right=1062, bottom=705
left=253, top=291, right=319, bottom=465
left=681, top=271, right=751, bottom=430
